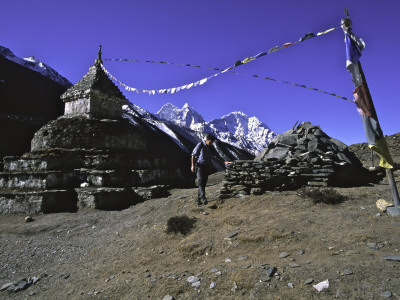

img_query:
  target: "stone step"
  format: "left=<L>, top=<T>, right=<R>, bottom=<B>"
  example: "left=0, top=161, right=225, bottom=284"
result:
left=75, top=187, right=141, bottom=210
left=0, top=171, right=76, bottom=189
left=3, top=155, right=83, bottom=171
left=134, top=169, right=183, bottom=185
left=83, top=155, right=168, bottom=169
left=0, top=189, right=77, bottom=214
left=75, top=169, right=139, bottom=187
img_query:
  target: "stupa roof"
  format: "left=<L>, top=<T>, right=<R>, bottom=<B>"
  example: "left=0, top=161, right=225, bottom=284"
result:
left=61, top=46, right=127, bottom=103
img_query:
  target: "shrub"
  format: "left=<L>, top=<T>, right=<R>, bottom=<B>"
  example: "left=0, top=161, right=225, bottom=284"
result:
left=166, top=215, right=197, bottom=235
left=298, top=188, right=347, bottom=205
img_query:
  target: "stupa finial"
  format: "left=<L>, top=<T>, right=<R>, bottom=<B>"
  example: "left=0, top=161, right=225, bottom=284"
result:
left=95, top=45, right=103, bottom=65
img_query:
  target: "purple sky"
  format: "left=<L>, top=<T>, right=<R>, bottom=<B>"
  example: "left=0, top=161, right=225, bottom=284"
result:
left=2, top=0, right=399, bottom=145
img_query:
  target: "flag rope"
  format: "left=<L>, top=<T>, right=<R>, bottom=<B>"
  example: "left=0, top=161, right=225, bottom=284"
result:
left=101, top=26, right=351, bottom=101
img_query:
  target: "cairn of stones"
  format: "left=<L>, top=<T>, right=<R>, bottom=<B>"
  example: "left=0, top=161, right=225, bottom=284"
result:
left=0, top=51, right=188, bottom=214
left=219, top=122, right=373, bottom=198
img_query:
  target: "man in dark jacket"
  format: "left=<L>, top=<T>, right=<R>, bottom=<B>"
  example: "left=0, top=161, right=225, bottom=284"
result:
left=191, top=133, right=216, bottom=205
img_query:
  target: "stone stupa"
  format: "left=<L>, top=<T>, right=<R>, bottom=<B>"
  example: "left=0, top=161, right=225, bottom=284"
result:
left=0, top=47, right=189, bottom=214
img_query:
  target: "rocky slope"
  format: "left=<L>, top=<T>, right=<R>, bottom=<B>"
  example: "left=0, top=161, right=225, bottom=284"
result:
left=0, top=46, right=71, bottom=87
left=1, top=169, right=399, bottom=299
left=0, top=46, right=72, bottom=159
left=156, top=103, right=277, bottom=156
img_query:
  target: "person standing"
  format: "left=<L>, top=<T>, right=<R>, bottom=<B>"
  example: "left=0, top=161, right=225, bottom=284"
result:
left=191, top=134, right=216, bottom=206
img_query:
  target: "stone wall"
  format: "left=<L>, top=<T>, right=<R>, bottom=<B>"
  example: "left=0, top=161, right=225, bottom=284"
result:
left=219, top=122, right=379, bottom=199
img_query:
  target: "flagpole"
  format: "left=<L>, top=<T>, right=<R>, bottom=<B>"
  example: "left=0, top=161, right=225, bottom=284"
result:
left=342, top=10, right=399, bottom=208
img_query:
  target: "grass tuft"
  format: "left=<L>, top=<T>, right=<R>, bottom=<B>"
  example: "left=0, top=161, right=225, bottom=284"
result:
left=166, top=215, right=197, bottom=235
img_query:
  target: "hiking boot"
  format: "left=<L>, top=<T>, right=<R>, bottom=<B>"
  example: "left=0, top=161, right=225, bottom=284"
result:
left=202, top=198, right=208, bottom=205
left=196, top=199, right=202, bottom=206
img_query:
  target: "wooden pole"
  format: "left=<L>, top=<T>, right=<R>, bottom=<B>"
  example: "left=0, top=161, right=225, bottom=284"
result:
left=386, top=169, right=400, bottom=207
left=342, top=10, right=400, bottom=207
left=370, top=150, right=374, bottom=168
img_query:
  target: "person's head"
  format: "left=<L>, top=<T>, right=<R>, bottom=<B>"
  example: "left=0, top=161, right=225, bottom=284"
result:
left=205, top=133, right=216, bottom=146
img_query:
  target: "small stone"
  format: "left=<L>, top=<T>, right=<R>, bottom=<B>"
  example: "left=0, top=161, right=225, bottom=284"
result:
left=25, top=216, right=34, bottom=222
left=13, top=279, right=30, bottom=292
left=0, top=282, right=14, bottom=291
left=241, top=264, right=251, bottom=269
left=287, top=282, right=294, bottom=288
left=210, top=282, right=216, bottom=289
left=266, top=266, right=277, bottom=277
left=238, top=255, right=248, bottom=260
left=215, top=271, right=222, bottom=276
left=224, top=258, right=232, bottom=263
left=342, top=268, right=353, bottom=275
left=376, top=199, right=393, bottom=212
left=210, top=268, right=219, bottom=273
left=192, top=281, right=201, bottom=288
left=383, top=256, right=400, bottom=262
left=187, top=276, right=200, bottom=283
left=298, top=249, right=305, bottom=255
left=144, top=273, right=151, bottom=278
left=289, top=263, right=300, bottom=268
left=313, top=279, right=329, bottom=292
left=279, top=252, right=290, bottom=258
left=202, top=212, right=209, bottom=215
left=259, top=276, right=271, bottom=282
left=304, top=278, right=314, bottom=285
left=366, top=242, right=378, bottom=250
left=231, top=281, right=238, bottom=292
left=226, top=232, right=238, bottom=239
left=380, top=290, right=392, bottom=298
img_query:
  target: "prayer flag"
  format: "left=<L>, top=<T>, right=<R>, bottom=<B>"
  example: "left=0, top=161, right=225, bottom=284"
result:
left=346, top=34, right=394, bottom=168
left=242, top=57, right=255, bottom=64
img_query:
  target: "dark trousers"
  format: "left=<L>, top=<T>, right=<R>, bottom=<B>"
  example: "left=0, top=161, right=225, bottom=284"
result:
left=196, top=164, right=210, bottom=201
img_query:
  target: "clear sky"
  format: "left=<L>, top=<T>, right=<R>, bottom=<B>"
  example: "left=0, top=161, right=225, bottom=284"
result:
left=2, top=0, right=399, bottom=145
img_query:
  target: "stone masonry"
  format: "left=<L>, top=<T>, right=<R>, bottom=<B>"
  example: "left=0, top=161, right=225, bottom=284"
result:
left=219, top=122, right=376, bottom=198
left=0, top=49, right=188, bottom=214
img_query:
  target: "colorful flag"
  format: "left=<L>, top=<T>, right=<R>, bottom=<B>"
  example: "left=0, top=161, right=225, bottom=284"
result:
left=346, top=33, right=394, bottom=168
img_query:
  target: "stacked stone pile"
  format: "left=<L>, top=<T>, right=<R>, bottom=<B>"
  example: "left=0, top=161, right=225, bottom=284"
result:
left=219, top=122, right=375, bottom=198
left=0, top=52, right=188, bottom=214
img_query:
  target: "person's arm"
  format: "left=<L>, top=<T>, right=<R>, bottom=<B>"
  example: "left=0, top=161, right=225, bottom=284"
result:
left=191, top=155, right=195, bottom=173
left=191, top=143, right=201, bottom=173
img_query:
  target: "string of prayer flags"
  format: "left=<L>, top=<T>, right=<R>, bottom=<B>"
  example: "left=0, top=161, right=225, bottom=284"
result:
left=102, top=25, right=340, bottom=97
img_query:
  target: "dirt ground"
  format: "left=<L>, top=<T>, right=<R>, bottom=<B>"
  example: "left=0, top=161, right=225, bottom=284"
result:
left=1, top=166, right=400, bottom=300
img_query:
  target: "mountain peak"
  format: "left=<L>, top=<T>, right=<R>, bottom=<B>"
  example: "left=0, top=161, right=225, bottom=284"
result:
left=156, top=103, right=205, bottom=127
left=155, top=103, right=276, bottom=155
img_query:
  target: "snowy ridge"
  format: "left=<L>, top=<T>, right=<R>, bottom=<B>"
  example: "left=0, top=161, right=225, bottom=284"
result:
left=0, top=46, right=72, bottom=87
left=156, top=103, right=276, bottom=155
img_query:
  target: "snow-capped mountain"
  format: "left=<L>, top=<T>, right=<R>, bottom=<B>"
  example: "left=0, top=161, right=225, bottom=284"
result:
left=0, top=46, right=71, bottom=87
left=156, top=103, right=276, bottom=155
left=122, top=103, right=254, bottom=171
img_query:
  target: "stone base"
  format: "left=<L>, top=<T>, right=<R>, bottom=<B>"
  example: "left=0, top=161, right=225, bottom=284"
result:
left=387, top=206, right=400, bottom=217
left=0, top=190, right=77, bottom=214
left=76, top=187, right=141, bottom=210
